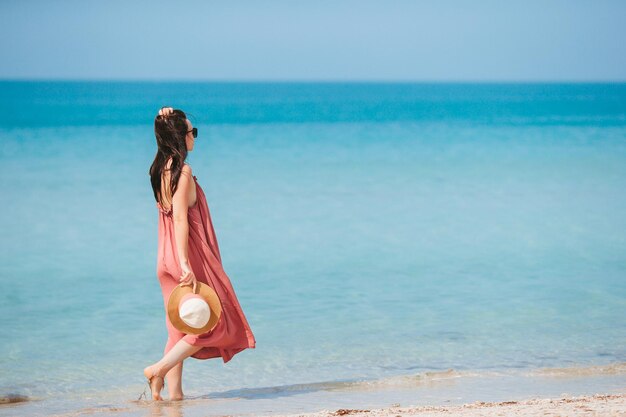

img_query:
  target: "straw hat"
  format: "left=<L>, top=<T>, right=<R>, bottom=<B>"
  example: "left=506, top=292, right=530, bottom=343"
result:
left=167, top=282, right=222, bottom=335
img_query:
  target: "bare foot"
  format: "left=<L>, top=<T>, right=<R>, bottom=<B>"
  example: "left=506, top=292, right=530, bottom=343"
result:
left=143, top=365, right=164, bottom=401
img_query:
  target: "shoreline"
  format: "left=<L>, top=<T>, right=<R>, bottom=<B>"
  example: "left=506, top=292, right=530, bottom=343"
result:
left=1, top=390, right=625, bottom=417
left=1, top=363, right=625, bottom=416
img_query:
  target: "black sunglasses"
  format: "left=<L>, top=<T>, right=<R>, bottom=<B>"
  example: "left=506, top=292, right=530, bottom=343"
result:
left=187, top=127, right=198, bottom=138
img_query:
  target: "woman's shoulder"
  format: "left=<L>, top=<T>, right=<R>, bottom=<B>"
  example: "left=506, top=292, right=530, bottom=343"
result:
left=181, top=163, right=193, bottom=178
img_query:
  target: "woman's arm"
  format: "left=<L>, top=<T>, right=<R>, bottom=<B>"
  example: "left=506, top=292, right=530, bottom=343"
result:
left=172, top=164, right=197, bottom=289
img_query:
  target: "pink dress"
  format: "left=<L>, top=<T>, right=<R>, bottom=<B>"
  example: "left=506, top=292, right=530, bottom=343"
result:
left=155, top=174, right=256, bottom=363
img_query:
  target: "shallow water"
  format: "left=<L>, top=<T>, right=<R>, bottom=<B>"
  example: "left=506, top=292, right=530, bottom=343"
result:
left=0, top=82, right=625, bottom=416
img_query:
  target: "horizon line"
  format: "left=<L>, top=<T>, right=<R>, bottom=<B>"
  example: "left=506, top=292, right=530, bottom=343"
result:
left=1, top=78, right=626, bottom=84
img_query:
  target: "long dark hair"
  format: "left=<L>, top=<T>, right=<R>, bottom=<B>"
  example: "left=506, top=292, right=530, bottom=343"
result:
left=149, top=109, right=189, bottom=207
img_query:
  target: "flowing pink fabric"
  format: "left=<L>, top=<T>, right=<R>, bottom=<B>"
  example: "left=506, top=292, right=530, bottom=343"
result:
left=156, top=174, right=256, bottom=363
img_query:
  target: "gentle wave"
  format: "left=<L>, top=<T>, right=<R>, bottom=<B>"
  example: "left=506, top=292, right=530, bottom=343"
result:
left=190, top=363, right=626, bottom=400
left=527, top=362, right=626, bottom=378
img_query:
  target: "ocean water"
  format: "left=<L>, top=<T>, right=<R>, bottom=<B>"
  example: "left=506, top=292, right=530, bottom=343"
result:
left=0, top=82, right=625, bottom=416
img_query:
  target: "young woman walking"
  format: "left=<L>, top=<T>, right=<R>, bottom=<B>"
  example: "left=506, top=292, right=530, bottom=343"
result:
left=143, top=107, right=256, bottom=401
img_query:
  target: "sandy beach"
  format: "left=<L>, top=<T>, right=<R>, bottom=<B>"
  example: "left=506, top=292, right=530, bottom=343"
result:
left=273, top=393, right=626, bottom=417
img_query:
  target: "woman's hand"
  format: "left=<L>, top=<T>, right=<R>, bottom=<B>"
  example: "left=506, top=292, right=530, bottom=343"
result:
left=159, top=106, right=174, bottom=117
left=179, top=261, right=198, bottom=293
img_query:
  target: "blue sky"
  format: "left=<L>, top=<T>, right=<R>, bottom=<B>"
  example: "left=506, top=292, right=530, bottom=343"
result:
left=1, top=0, right=625, bottom=81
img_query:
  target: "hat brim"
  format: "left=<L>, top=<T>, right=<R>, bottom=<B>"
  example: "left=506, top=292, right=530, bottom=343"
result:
left=167, top=281, right=222, bottom=335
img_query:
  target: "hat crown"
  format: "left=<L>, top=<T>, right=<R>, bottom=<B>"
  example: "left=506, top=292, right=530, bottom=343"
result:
left=178, top=293, right=211, bottom=329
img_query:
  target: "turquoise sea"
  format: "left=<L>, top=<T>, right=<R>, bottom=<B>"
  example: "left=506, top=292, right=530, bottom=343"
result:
left=0, top=82, right=625, bottom=416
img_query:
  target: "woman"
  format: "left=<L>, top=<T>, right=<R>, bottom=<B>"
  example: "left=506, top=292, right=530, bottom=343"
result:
left=143, top=107, right=256, bottom=401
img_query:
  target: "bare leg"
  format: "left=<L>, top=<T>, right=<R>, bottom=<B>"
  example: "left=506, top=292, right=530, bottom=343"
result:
left=163, top=337, right=184, bottom=400
left=166, top=361, right=183, bottom=400
left=144, top=339, right=202, bottom=400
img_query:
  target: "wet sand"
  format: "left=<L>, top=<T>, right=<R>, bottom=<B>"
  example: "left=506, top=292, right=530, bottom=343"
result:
left=272, top=393, right=626, bottom=417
